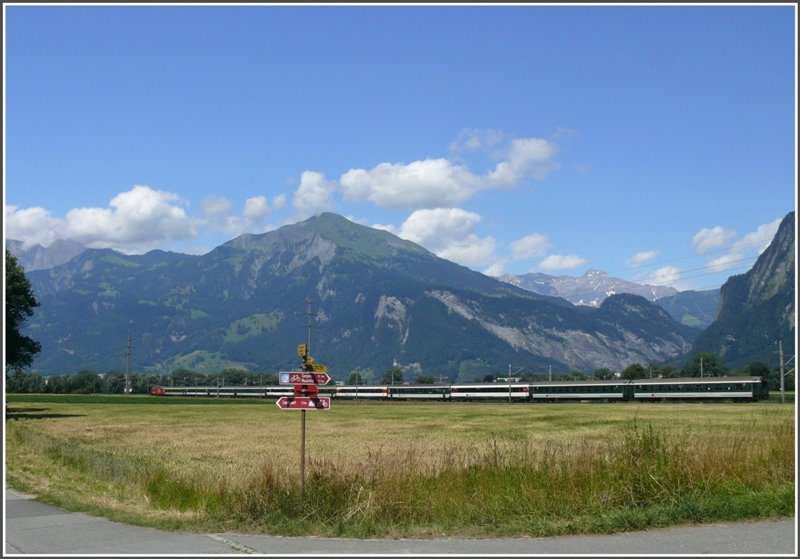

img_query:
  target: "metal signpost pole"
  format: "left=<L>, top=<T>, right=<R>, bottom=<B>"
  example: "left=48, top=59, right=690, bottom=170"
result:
left=300, top=408, right=306, bottom=500
left=301, top=299, right=312, bottom=500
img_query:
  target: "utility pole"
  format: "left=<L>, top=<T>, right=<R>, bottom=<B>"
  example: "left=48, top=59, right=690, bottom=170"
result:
left=507, top=364, right=524, bottom=403
left=700, top=357, right=704, bottom=378
left=125, top=336, right=132, bottom=395
left=304, top=298, right=315, bottom=353
left=548, top=365, right=552, bottom=382
left=779, top=340, right=785, bottom=404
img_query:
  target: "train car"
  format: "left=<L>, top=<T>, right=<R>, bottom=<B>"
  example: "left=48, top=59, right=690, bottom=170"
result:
left=388, top=384, right=450, bottom=400
left=630, top=376, right=769, bottom=402
left=450, top=383, right=531, bottom=401
left=528, top=379, right=632, bottom=402
left=150, top=377, right=771, bottom=404
left=154, top=385, right=294, bottom=399
left=333, top=385, right=390, bottom=399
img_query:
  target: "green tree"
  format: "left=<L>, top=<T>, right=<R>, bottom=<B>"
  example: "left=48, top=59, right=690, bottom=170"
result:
left=593, top=368, right=615, bottom=380
left=682, top=352, right=729, bottom=377
left=220, top=368, right=249, bottom=385
left=741, top=361, right=770, bottom=377
left=255, top=371, right=278, bottom=385
left=171, top=368, right=203, bottom=386
left=347, top=371, right=366, bottom=385
left=415, top=375, right=434, bottom=384
left=347, top=368, right=374, bottom=385
left=653, top=364, right=682, bottom=378
left=620, top=363, right=647, bottom=379
left=104, top=371, right=127, bottom=393
left=5, top=250, right=41, bottom=371
left=381, top=366, right=403, bottom=385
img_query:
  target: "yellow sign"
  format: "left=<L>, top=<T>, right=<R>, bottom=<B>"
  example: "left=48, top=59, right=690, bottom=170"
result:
left=312, top=364, right=327, bottom=372
left=297, top=343, right=307, bottom=357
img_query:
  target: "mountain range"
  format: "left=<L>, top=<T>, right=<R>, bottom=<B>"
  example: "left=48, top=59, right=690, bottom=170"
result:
left=14, top=213, right=700, bottom=378
left=9, top=213, right=794, bottom=380
left=499, top=269, right=720, bottom=329
left=499, top=269, right=679, bottom=307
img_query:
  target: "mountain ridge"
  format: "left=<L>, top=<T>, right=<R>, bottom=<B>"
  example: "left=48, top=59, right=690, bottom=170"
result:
left=21, top=213, right=694, bottom=377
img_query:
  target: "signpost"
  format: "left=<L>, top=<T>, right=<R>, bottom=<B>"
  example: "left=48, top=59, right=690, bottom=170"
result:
left=281, top=299, right=333, bottom=499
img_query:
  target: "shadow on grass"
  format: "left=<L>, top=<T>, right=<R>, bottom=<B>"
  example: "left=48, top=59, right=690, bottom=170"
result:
left=5, top=407, right=85, bottom=420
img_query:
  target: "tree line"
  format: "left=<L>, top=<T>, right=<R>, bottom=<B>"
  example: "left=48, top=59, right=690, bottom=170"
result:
left=5, top=357, right=792, bottom=395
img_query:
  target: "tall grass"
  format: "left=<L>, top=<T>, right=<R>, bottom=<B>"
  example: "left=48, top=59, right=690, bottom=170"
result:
left=216, top=415, right=792, bottom=537
left=5, top=401, right=794, bottom=538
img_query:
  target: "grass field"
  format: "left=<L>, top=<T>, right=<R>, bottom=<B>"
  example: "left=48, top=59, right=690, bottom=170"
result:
left=4, top=394, right=796, bottom=538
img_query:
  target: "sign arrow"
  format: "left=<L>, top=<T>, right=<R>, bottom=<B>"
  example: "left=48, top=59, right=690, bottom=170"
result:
left=276, top=396, right=331, bottom=410
left=279, top=371, right=331, bottom=385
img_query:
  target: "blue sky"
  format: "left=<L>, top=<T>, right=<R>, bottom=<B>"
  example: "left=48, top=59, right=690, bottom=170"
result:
left=4, top=4, right=796, bottom=291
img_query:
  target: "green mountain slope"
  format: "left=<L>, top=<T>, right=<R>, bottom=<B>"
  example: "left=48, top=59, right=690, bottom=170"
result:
left=24, top=213, right=693, bottom=378
left=654, top=289, right=721, bottom=330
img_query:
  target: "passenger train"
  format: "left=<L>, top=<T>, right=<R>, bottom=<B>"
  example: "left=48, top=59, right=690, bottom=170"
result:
left=149, top=376, right=769, bottom=402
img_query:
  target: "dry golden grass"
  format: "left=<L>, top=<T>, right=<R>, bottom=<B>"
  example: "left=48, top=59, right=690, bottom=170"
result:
left=5, top=397, right=795, bottom=537
left=8, top=399, right=793, bottom=483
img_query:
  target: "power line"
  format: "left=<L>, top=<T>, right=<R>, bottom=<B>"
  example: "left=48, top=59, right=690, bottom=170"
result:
left=605, top=232, right=777, bottom=279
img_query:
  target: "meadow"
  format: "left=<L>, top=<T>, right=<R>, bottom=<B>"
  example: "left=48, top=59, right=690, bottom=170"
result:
left=4, top=394, right=796, bottom=538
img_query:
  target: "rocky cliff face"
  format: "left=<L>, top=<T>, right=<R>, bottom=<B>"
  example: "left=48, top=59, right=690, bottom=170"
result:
left=6, top=239, right=87, bottom=272
left=690, top=211, right=795, bottom=369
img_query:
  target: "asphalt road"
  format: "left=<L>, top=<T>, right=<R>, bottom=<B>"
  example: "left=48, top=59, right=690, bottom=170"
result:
left=4, top=487, right=797, bottom=555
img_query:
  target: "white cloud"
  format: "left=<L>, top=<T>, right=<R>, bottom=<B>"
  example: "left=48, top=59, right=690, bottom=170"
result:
left=448, top=128, right=504, bottom=153
left=395, top=208, right=498, bottom=268
left=487, top=138, right=560, bottom=186
left=734, top=218, right=782, bottom=255
left=201, top=196, right=243, bottom=236
left=7, top=186, right=197, bottom=253
left=5, top=205, right=61, bottom=247
left=539, top=254, right=586, bottom=271
left=649, top=266, right=682, bottom=286
left=292, top=171, right=337, bottom=218
left=510, top=233, right=550, bottom=261
left=628, top=250, right=658, bottom=267
left=62, top=185, right=196, bottom=253
left=707, top=252, right=746, bottom=273
left=272, top=194, right=287, bottom=210
left=202, top=196, right=232, bottom=218
left=437, top=236, right=498, bottom=268
left=398, top=208, right=481, bottom=248
left=340, top=159, right=481, bottom=209
left=695, top=217, right=783, bottom=279
left=692, top=226, right=736, bottom=254
left=338, top=135, right=559, bottom=211
left=483, top=262, right=505, bottom=277
left=244, top=196, right=270, bottom=221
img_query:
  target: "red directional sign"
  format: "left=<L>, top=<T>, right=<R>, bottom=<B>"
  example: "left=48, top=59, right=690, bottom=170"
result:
left=279, top=372, right=331, bottom=385
left=276, top=396, right=331, bottom=410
